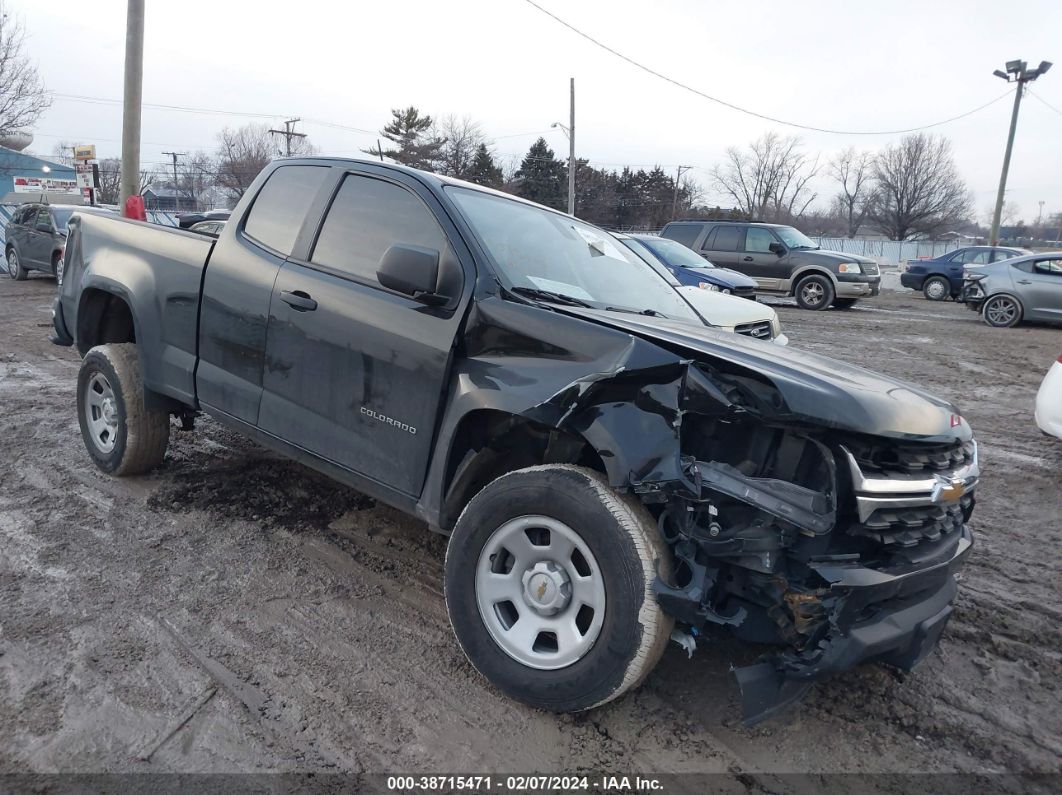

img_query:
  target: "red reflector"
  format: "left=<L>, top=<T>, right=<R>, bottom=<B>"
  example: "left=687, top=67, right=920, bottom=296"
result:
left=950, top=414, right=962, bottom=428
left=1057, top=353, right=1062, bottom=364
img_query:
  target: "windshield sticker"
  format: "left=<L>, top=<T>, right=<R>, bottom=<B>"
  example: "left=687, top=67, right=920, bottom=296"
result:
left=526, top=277, right=595, bottom=301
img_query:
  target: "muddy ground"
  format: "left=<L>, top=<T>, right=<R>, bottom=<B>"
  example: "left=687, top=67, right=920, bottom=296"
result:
left=1, top=275, right=1059, bottom=789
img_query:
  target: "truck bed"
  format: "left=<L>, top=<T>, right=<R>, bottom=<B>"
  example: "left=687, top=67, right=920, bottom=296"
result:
left=57, top=213, right=216, bottom=407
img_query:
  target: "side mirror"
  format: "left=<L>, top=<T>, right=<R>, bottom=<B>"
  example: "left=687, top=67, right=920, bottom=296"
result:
left=768, top=242, right=785, bottom=256
left=377, top=244, right=447, bottom=305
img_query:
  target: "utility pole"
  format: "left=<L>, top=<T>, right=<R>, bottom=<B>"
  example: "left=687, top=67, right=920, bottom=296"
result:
left=162, top=151, right=187, bottom=211
left=671, top=165, right=692, bottom=219
left=568, top=78, right=575, bottom=216
left=989, top=59, right=1052, bottom=246
left=269, top=118, right=307, bottom=157
left=120, top=0, right=145, bottom=210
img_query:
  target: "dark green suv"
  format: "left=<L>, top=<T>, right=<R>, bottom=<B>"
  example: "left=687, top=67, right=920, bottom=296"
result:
left=660, top=220, right=881, bottom=310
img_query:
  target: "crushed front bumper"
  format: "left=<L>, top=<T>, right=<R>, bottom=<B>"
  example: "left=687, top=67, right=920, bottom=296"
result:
left=735, top=525, right=973, bottom=724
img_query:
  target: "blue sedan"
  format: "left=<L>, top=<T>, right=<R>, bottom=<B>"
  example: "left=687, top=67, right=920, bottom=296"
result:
left=621, top=234, right=759, bottom=299
left=900, top=246, right=1030, bottom=301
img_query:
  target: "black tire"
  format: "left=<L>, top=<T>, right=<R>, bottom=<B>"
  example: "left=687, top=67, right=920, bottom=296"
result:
left=77, top=344, right=170, bottom=475
left=6, top=247, right=27, bottom=281
left=981, top=294, right=1023, bottom=328
left=794, top=274, right=834, bottom=310
left=922, top=276, right=950, bottom=302
left=445, top=465, right=673, bottom=712
left=832, top=298, right=859, bottom=309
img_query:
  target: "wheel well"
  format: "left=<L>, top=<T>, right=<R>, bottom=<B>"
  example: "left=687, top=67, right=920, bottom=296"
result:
left=789, top=269, right=835, bottom=295
left=77, top=289, right=136, bottom=355
left=439, top=410, right=607, bottom=531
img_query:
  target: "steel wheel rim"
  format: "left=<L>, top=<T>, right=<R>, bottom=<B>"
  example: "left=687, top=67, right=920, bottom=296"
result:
left=926, top=280, right=947, bottom=300
left=84, top=372, right=119, bottom=453
left=985, top=297, right=1016, bottom=325
left=6, top=250, right=16, bottom=278
left=56, top=257, right=65, bottom=286
left=475, top=515, right=606, bottom=670
left=801, top=282, right=825, bottom=306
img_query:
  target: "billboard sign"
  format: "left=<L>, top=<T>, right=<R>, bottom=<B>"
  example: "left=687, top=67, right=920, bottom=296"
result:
left=12, top=175, right=80, bottom=195
left=73, top=144, right=97, bottom=161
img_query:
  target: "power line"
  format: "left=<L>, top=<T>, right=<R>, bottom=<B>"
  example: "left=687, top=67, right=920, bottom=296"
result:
left=1027, top=89, right=1062, bottom=117
left=521, top=0, right=1016, bottom=136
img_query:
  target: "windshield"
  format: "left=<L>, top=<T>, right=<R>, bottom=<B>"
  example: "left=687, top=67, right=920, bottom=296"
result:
left=448, top=188, right=700, bottom=322
left=775, top=226, right=818, bottom=250
left=637, top=236, right=715, bottom=269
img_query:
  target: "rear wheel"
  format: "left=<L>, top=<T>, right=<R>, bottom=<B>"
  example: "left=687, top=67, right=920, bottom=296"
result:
left=6, top=248, right=27, bottom=281
left=923, top=276, right=950, bottom=301
left=77, top=344, right=170, bottom=475
left=982, top=294, right=1022, bottom=328
left=445, top=465, right=673, bottom=712
left=794, top=274, right=834, bottom=310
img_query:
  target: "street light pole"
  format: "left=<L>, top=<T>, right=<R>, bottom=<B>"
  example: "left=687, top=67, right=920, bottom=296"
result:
left=989, top=59, right=1052, bottom=247
left=567, top=78, right=575, bottom=216
left=120, top=0, right=145, bottom=210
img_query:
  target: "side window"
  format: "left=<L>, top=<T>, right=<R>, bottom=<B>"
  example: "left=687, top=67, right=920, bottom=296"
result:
left=744, top=227, right=775, bottom=253
left=311, top=174, right=449, bottom=287
left=243, top=165, right=329, bottom=256
left=945, top=249, right=966, bottom=262
left=663, top=224, right=701, bottom=247
left=699, top=227, right=718, bottom=250
left=962, top=249, right=990, bottom=264
left=1033, top=259, right=1062, bottom=276
left=706, top=226, right=744, bottom=252
left=992, top=249, right=1016, bottom=262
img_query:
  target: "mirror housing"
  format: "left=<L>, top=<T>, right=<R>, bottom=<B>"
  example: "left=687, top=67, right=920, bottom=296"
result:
left=768, top=242, right=785, bottom=256
left=377, top=244, right=448, bottom=305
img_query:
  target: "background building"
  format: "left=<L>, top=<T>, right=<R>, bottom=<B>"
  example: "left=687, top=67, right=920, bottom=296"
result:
left=0, top=145, right=80, bottom=205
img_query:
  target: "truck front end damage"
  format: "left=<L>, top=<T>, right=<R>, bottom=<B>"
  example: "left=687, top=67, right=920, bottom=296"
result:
left=646, top=364, right=979, bottom=724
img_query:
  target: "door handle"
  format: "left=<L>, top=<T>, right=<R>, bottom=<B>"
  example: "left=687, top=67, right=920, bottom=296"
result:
left=1018, top=279, right=1032, bottom=284
left=743, top=256, right=754, bottom=262
left=280, top=290, right=318, bottom=312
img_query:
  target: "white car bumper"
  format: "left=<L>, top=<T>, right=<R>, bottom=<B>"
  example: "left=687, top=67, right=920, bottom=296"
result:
left=1035, top=359, right=1062, bottom=439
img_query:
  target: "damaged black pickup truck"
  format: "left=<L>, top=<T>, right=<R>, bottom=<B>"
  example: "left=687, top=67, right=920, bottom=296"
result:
left=53, top=158, right=978, bottom=722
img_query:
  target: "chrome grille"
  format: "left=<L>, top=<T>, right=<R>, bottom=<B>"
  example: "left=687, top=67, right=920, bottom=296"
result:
left=735, top=321, right=772, bottom=340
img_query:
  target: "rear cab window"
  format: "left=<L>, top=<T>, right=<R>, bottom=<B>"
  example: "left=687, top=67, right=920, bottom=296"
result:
left=242, top=165, right=330, bottom=255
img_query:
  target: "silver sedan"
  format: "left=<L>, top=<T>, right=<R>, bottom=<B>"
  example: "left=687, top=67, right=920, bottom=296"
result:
left=961, top=252, right=1062, bottom=328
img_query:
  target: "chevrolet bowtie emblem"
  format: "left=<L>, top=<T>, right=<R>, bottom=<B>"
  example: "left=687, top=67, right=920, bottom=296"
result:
left=931, top=476, right=965, bottom=504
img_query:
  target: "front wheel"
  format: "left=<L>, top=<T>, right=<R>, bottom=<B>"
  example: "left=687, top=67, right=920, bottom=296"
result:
left=7, top=248, right=27, bottom=281
left=794, top=274, right=834, bottom=310
left=445, top=465, right=673, bottom=712
left=77, top=344, right=170, bottom=475
left=982, top=294, right=1022, bottom=328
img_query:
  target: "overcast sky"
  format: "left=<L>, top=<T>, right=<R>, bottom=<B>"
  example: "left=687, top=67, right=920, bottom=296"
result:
left=12, top=0, right=1062, bottom=222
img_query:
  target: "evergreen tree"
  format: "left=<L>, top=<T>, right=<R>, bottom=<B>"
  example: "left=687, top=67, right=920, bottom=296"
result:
left=515, top=138, right=566, bottom=211
left=466, top=143, right=503, bottom=188
left=365, top=106, right=445, bottom=170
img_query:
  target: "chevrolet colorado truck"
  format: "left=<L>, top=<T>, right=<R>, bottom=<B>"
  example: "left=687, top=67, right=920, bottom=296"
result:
left=53, top=157, right=978, bottom=723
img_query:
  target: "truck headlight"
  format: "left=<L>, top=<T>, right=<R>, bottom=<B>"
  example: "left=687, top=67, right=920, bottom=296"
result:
left=837, top=263, right=862, bottom=274
left=698, top=282, right=720, bottom=291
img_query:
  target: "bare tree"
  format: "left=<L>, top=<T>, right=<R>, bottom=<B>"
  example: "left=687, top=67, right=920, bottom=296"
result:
left=711, top=132, right=818, bottom=221
left=177, top=151, right=218, bottom=210
left=432, top=114, right=484, bottom=178
left=96, top=157, right=155, bottom=205
left=828, top=147, right=875, bottom=237
left=215, top=124, right=275, bottom=200
left=867, top=133, right=972, bottom=240
left=0, top=2, right=51, bottom=136
left=50, top=140, right=76, bottom=167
